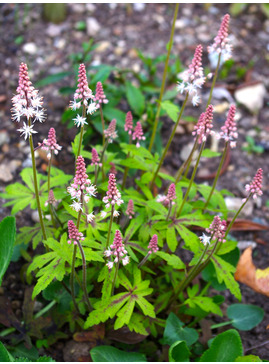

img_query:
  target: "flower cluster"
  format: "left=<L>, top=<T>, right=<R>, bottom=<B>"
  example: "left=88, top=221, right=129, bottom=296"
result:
left=104, top=119, right=117, bottom=143
left=219, top=105, right=237, bottom=148
left=91, top=148, right=101, bottom=166
left=208, top=14, right=232, bottom=62
left=41, top=128, right=62, bottom=160
left=67, top=156, right=97, bottom=213
left=245, top=168, right=263, bottom=199
left=206, top=216, right=227, bottom=243
left=177, top=45, right=205, bottom=106
left=148, top=235, right=159, bottom=254
left=12, top=63, right=46, bottom=140
left=94, top=82, right=108, bottom=108
left=103, top=173, right=123, bottom=209
left=192, top=105, right=214, bottom=144
left=104, top=230, right=130, bottom=269
left=124, top=111, right=133, bottom=135
left=156, top=183, right=176, bottom=207
left=132, top=121, right=146, bottom=148
left=67, top=220, right=85, bottom=245
left=126, top=199, right=135, bottom=219
left=45, top=189, right=57, bottom=207
left=70, top=64, right=97, bottom=123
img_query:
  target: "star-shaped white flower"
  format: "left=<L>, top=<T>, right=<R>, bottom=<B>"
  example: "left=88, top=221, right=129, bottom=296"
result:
left=70, top=201, right=82, bottom=212
left=17, top=122, right=38, bottom=140
left=73, top=115, right=88, bottom=128
left=199, top=233, right=211, bottom=246
left=87, top=102, right=97, bottom=115
left=87, top=212, right=95, bottom=223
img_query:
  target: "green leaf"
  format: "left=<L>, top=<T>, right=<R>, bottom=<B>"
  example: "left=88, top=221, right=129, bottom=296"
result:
left=185, top=296, right=223, bottom=317
left=227, top=304, right=264, bottom=331
left=201, top=149, right=221, bottom=158
left=126, top=81, right=145, bottom=116
left=162, top=312, right=198, bottom=347
left=120, top=158, right=148, bottom=171
left=160, top=100, right=179, bottom=122
left=169, top=341, right=190, bottom=362
left=229, top=3, right=247, bottom=16
left=235, top=355, right=262, bottom=362
left=166, top=227, right=178, bottom=252
left=0, top=341, right=12, bottom=361
left=200, top=329, right=243, bottom=362
left=114, top=299, right=136, bottom=330
left=36, top=71, right=71, bottom=87
left=212, top=255, right=241, bottom=300
left=90, top=345, right=146, bottom=362
left=156, top=251, right=185, bottom=269
left=127, top=313, right=148, bottom=336
left=0, top=217, right=16, bottom=285
left=175, top=224, right=200, bottom=253
left=146, top=200, right=167, bottom=215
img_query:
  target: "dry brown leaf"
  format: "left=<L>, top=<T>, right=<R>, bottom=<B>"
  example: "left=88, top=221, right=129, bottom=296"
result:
left=235, top=247, right=269, bottom=297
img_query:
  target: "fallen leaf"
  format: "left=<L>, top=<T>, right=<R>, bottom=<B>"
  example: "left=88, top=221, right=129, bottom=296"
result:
left=235, top=247, right=269, bottom=297
left=73, top=324, right=105, bottom=343
left=107, top=326, right=148, bottom=344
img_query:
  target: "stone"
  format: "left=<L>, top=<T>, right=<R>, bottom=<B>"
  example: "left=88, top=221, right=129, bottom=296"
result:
left=235, top=82, right=266, bottom=113
left=31, top=210, right=39, bottom=223
left=86, top=17, right=101, bottom=36
left=46, top=24, right=65, bottom=37
left=22, top=42, right=38, bottom=55
left=225, top=197, right=253, bottom=217
left=0, top=164, right=13, bottom=182
left=95, top=41, right=110, bottom=53
left=0, top=131, right=10, bottom=147
left=133, top=3, right=145, bottom=11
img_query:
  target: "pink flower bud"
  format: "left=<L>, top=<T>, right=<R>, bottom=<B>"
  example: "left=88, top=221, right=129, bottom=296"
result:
left=104, top=119, right=117, bottom=143
left=94, top=82, right=108, bottom=108
left=167, top=183, right=176, bottom=202
left=68, top=220, right=84, bottom=245
left=132, top=121, right=145, bottom=148
left=206, top=216, right=227, bottom=243
left=74, top=64, right=93, bottom=101
left=148, top=235, right=159, bottom=254
left=192, top=105, right=214, bottom=144
left=219, top=105, right=237, bottom=147
left=245, top=168, right=263, bottom=199
left=41, top=128, right=62, bottom=159
left=126, top=200, right=135, bottom=219
left=103, top=173, right=123, bottom=208
left=124, top=111, right=133, bottom=134
left=91, top=148, right=101, bottom=166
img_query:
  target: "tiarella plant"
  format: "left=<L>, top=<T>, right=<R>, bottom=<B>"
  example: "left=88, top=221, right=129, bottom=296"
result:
left=0, top=10, right=266, bottom=362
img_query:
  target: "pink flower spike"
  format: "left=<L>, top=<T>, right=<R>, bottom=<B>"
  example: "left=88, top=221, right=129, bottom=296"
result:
left=105, top=230, right=129, bottom=267
left=124, top=111, right=133, bottom=134
left=91, top=148, right=101, bottom=166
left=208, top=14, right=232, bottom=62
left=109, top=162, right=117, bottom=175
left=245, top=168, right=263, bottom=199
left=41, top=128, right=62, bottom=160
left=167, top=183, right=176, bottom=202
left=94, top=82, right=108, bottom=108
left=74, top=64, right=93, bottom=102
left=220, top=105, right=237, bottom=147
left=132, top=121, right=146, bottom=148
left=148, top=235, right=159, bottom=254
left=67, top=220, right=84, bottom=245
left=188, top=44, right=204, bottom=82
left=206, top=216, right=227, bottom=243
left=192, top=105, right=214, bottom=144
left=103, top=173, right=123, bottom=208
left=16, top=63, right=33, bottom=97
left=104, top=119, right=117, bottom=143
left=126, top=200, right=135, bottom=219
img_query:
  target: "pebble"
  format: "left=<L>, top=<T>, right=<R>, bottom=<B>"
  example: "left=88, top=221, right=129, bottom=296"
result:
left=85, top=4, right=96, bottom=12
left=235, top=82, right=266, bottom=113
left=0, top=131, right=10, bottom=147
left=95, top=41, right=110, bottom=53
left=225, top=197, right=253, bottom=217
left=0, top=164, right=13, bottom=182
left=22, top=42, right=38, bottom=55
left=46, top=23, right=65, bottom=37
left=31, top=210, right=39, bottom=223
left=133, top=3, right=146, bottom=11
left=86, top=17, right=101, bottom=36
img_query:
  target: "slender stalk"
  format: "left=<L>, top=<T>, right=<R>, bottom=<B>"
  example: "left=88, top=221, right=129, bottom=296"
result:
left=225, top=194, right=251, bottom=237
left=203, top=142, right=229, bottom=212
left=175, top=136, right=199, bottom=183
left=77, top=240, right=92, bottom=311
left=34, top=300, right=56, bottom=318
left=210, top=320, right=234, bottom=330
left=106, top=205, right=115, bottom=249
left=94, top=164, right=98, bottom=185
left=122, top=134, right=132, bottom=190
left=96, top=139, right=109, bottom=182
left=149, top=3, right=179, bottom=152
left=166, top=201, right=172, bottom=221
left=47, top=155, right=55, bottom=227
left=177, top=140, right=206, bottom=217
left=27, top=118, right=47, bottom=242
left=138, top=252, right=150, bottom=269
left=150, top=93, right=189, bottom=190
left=76, top=105, right=86, bottom=159
left=206, top=53, right=222, bottom=108
left=111, top=260, right=119, bottom=296
left=100, top=105, right=105, bottom=146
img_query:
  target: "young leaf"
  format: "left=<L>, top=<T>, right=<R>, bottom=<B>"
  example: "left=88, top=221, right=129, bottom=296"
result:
left=168, top=340, right=190, bottom=362
left=156, top=252, right=185, bottom=270
left=235, top=355, right=262, bottom=362
left=0, top=217, right=16, bottom=285
left=160, top=100, right=179, bottom=122
left=166, top=227, right=178, bottom=252
left=200, top=329, right=243, bottom=362
left=0, top=341, right=13, bottom=361
left=126, top=81, right=145, bottom=116
left=162, top=312, right=198, bottom=347
left=185, top=296, right=223, bottom=317
left=227, top=304, right=264, bottom=331
left=90, top=345, right=146, bottom=362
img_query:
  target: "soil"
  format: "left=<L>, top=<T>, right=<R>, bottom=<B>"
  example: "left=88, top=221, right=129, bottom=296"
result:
left=0, top=3, right=269, bottom=361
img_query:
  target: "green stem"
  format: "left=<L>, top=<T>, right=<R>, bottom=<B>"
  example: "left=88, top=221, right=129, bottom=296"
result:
left=225, top=194, right=251, bottom=238
left=100, top=105, right=105, bottom=146
left=47, top=155, right=55, bottom=227
left=34, top=300, right=57, bottom=318
left=94, top=164, right=98, bottom=185
left=175, top=136, right=199, bottom=183
left=77, top=240, right=92, bottom=311
left=166, top=201, right=172, bottom=221
left=177, top=140, right=206, bottom=217
left=203, top=142, right=229, bottom=212
left=206, top=53, right=222, bottom=108
left=210, top=320, right=234, bottom=330
left=28, top=119, right=47, bottom=242
left=76, top=105, right=86, bottom=159
left=138, top=252, right=150, bottom=269
left=106, top=205, right=114, bottom=249
left=111, top=260, right=119, bottom=296
left=149, top=3, right=179, bottom=152
left=150, top=93, right=189, bottom=190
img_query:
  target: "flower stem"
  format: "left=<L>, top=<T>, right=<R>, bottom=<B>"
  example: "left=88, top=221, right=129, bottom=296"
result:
left=175, top=136, right=199, bottom=183
left=47, top=155, right=56, bottom=227
left=106, top=205, right=115, bottom=249
left=138, top=252, right=150, bottom=269
left=27, top=119, right=47, bottom=242
left=206, top=52, right=222, bottom=108
left=111, top=260, right=119, bottom=296
left=149, top=3, right=179, bottom=152
left=96, top=139, right=109, bottom=183
left=166, top=201, right=172, bottom=221
left=203, top=142, right=229, bottom=212
left=77, top=240, right=92, bottom=311
left=150, top=93, right=189, bottom=191
left=77, top=105, right=86, bottom=159
left=177, top=140, right=206, bottom=217
left=100, top=105, right=105, bottom=146
left=224, top=194, right=251, bottom=238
